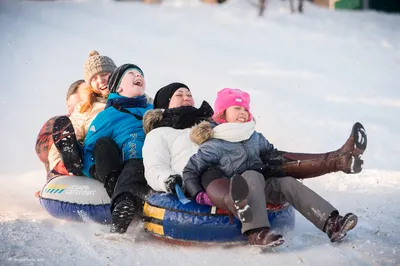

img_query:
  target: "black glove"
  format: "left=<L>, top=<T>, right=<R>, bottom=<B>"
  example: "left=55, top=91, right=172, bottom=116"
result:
left=164, top=174, right=183, bottom=194
left=248, top=163, right=285, bottom=179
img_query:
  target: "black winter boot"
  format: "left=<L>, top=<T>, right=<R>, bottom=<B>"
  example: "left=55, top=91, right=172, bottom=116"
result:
left=109, top=159, right=150, bottom=233
left=52, top=116, right=83, bottom=175
left=110, top=193, right=137, bottom=234
left=324, top=212, right=358, bottom=242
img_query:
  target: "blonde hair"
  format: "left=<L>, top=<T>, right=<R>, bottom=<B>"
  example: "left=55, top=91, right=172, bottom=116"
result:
left=79, top=86, right=105, bottom=113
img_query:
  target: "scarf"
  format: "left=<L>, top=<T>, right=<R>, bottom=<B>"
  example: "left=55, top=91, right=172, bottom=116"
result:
left=213, top=120, right=255, bottom=142
left=105, top=95, right=148, bottom=109
left=153, top=101, right=214, bottom=130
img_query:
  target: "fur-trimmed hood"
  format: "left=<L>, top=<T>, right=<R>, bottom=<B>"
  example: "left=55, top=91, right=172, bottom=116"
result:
left=191, top=120, right=256, bottom=145
left=144, top=93, right=154, bottom=105
left=143, top=109, right=164, bottom=135
left=190, top=121, right=214, bottom=145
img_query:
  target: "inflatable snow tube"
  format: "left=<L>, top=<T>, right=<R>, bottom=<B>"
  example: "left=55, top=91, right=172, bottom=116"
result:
left=143, top=193, right=295, bottom=243
left=39, top=175, right=111, bottom=224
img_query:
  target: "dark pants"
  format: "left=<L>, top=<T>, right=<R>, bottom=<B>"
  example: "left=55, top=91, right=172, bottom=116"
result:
left=240, top=170, right=336, bottom=233
left=201, top=168, right=336, bottom=234
left=201, top=167, right=227, bottom=189
left=91, top=137, right=150, bottom=211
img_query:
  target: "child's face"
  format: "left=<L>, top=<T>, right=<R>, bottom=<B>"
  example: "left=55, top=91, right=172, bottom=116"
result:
left=77, top=82, right=89, bottom=103
left=168, top=88, right=195, bottom=108
left=117, top=69, right=146, bottom=98
left=66, top=93, right=80, bottom=115
left=90, top=72, right=111, bottom=97
left=225, top=105, right=249, bottom=123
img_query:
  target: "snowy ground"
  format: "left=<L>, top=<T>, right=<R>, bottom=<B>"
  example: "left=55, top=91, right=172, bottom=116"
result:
left=0, top=0, right=399, bottom=265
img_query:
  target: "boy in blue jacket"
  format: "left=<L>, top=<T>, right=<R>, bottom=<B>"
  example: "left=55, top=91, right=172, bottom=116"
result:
left=83, top=63, right=153, bottom=233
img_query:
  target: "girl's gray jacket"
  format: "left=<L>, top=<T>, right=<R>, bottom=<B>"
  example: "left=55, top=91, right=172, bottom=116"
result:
left=183, top=121, right=275, bottom=199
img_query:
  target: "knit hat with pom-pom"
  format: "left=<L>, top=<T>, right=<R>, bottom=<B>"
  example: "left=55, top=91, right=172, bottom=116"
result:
left=83, top=50, right=117, bottom=84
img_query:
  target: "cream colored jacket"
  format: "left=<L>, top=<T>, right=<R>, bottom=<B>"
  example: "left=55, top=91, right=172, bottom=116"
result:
left=48, top=98, right=106, bottom=170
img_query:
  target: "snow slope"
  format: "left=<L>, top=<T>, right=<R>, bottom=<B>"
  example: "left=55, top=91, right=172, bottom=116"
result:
left=0, top=0, right=399, bottom=265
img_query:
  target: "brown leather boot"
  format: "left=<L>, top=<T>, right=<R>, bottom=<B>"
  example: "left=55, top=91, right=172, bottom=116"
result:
left=265, top=122, right=367, bottom=179
left=205, top=174, right=253, bottom=222
left=247, top=227, right=285, bottom=247
left=324, top=213, right=358, bottom=242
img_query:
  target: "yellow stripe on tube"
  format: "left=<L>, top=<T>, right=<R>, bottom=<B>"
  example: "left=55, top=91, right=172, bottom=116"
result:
left=143, top=202, right=165, bottom=220
left=144, top=222, right=164, bottom=235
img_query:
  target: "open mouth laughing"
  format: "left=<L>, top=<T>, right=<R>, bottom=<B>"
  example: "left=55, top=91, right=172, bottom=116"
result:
left=133, top=79, right=143, bottom=86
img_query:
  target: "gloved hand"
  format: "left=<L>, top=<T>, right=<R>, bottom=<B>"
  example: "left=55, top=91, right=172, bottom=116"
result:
left=249, top=163, right=285, bottom=179
left=195, top=191, right=213, bottom=206
left=164, top=174, right=183, bottom=194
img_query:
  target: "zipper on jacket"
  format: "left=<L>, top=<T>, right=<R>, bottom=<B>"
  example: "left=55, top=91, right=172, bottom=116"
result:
left=122, top=143, right=125, bottom=161
left=243, top=142, right=250, bottom=169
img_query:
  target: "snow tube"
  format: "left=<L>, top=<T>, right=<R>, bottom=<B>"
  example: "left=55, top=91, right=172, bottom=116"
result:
left=40, top=177, right=295, bottom=243
left=39, top=175, right=111, bottom=224
left=143, top=193, right=295, bottom=243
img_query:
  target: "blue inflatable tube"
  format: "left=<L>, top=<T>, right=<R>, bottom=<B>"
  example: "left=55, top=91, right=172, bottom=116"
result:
left=39, top=175, right=111, bottom=224
left=143, top=193, right=295, bottom=243
left=40, top=176, right=295, bottom=243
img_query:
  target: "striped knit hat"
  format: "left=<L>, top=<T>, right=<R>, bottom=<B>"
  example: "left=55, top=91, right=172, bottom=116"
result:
left=108, top=63, right=144, bottom=93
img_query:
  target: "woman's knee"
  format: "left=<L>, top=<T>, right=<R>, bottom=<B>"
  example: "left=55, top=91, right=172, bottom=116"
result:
left=272, top=176, right=297, bottom=190
left=241, top=170, right=265, bottom=187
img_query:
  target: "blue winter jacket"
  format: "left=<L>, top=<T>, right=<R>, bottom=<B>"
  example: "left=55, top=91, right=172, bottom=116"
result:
left=83, top=93, right=153, bottom=177
left=183, top=131, right=274, bottom=198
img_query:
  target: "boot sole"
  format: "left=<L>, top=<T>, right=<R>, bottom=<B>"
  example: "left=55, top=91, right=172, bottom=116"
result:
left=230, top=174, right=253, bottom=223
left=52, top=116, right=83, bottom=175
left=266, top=237, right=285, bottom=247
left=350, top=156, right=364, bottom=173
left=352, top=122, right=367, bottom=157
left=330, top=214, right=358, bottom=243
left=251, top=236, right=285, bottom=248
left=110, top=200, right=136, bottom=234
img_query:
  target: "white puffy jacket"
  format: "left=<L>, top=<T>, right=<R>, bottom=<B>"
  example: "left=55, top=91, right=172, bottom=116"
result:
left=143, top=127, right=199, bottom=192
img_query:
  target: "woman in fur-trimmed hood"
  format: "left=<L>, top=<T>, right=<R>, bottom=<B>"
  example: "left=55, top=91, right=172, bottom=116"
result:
left=142, top=82, right=216, bottom=195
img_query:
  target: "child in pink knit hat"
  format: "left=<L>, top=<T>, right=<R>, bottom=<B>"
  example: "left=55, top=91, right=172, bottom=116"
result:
left=183, top=87, right=360, bottom=247
left=212, top=88, right=252, bottom=124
